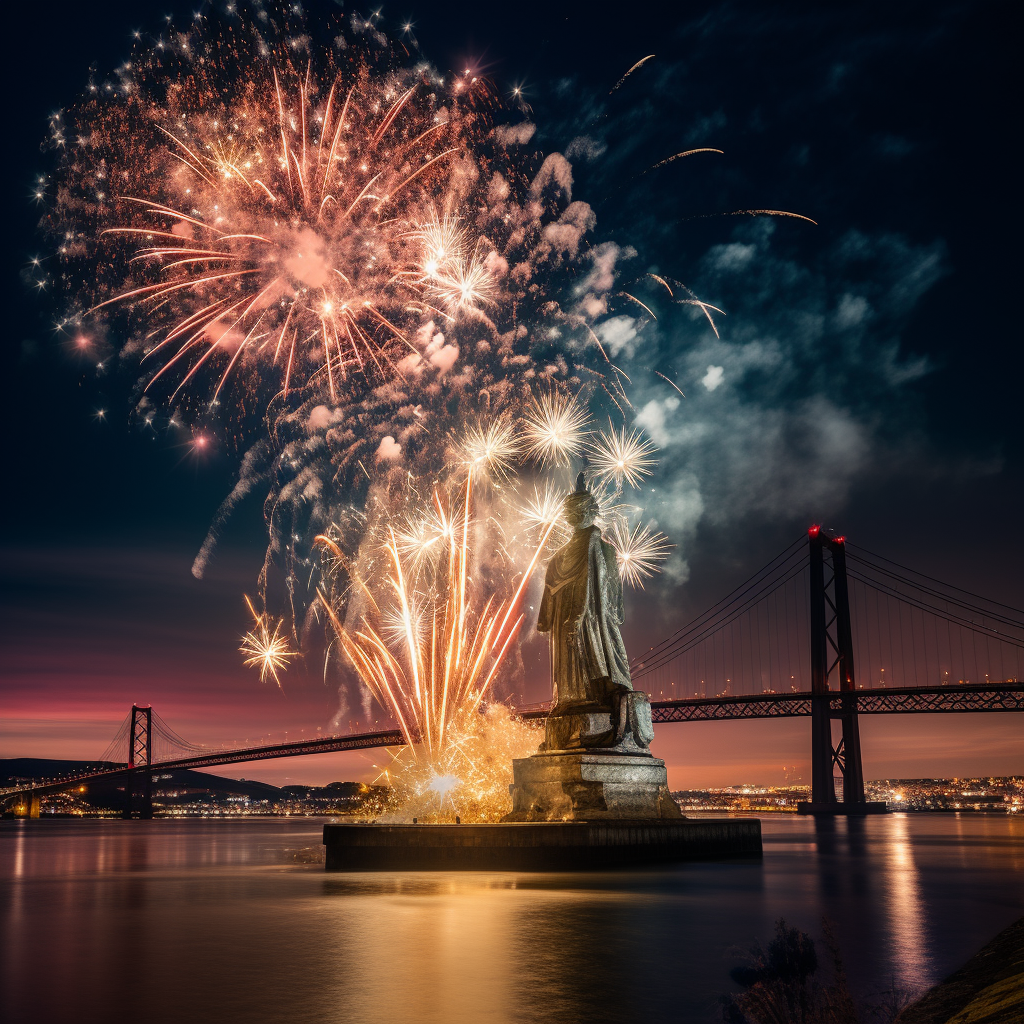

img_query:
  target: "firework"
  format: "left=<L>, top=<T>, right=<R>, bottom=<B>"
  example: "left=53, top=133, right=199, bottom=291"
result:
left=522, top=392, right=589, bottom=466
left=588, top=423, right=658, bottom=489
left=377, top=702, right=541, bottom=821
left=517, top=479, right=572, bottom=542
left=55, top=26, right=503, bottom=409
left=456, top=417, right=522, bottom=483
left=320, top=478, right=555, bottom=754
left=239, top=595, right=297, bottom=686
left=394, top=506, right=454, bottom=568
left=315, top=474, right=562, bottom=822
left=607, top=520, right=672, bottom=589
left=45, top=9, right=693, bottom=766
left=48, top=7, right=682, bottom=621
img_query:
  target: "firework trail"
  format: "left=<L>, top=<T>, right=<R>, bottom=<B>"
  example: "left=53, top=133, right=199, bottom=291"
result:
left=610, top=55, right=656, bottom=94
left=320, top=477, right=546, bottom=753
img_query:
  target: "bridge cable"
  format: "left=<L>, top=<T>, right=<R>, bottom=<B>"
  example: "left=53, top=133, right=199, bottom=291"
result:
left=846, top=545, right=1024, bottom=622
left=630, top=536, right=806, bottom=671
left=632, top=558, right=809, bottom=678
left=846, top=571, right=1024, bottom=649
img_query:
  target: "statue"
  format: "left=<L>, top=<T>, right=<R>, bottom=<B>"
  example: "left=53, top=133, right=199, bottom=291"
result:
left=503, top=472, right=678, bottom=820
left=536, top=473, right=655, bottom=753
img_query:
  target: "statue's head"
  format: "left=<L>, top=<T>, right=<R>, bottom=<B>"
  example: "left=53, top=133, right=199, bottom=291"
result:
left=563, top=472, right=600, bottom=530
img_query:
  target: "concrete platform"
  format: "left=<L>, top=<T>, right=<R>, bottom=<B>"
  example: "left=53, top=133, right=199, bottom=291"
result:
left=323, top=818, right=762, bottom=871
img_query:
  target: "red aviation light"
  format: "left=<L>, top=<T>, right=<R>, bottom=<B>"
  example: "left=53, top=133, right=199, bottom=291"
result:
left=835, top=536, right=846, bottom=544
left=808, top=524, right=820, bottom=536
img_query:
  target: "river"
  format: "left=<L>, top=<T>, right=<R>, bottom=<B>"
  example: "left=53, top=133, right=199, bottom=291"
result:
left=2, top=813, right=1022, bottom=1023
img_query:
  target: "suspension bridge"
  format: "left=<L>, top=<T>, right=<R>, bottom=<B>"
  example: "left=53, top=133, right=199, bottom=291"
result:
left=5, top=527, right=1022, bottom=818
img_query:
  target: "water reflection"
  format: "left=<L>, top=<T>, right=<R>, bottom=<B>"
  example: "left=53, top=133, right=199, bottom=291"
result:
left=2, top=816, right=1023, bottom=1024
left=882, top=814, right=929, bottom=986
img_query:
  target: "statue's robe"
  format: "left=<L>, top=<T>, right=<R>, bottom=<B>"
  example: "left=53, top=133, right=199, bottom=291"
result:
left=537, top=525, right=632, bottom=708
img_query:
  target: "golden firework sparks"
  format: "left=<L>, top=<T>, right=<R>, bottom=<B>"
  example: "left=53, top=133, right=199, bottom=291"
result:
left=518, top=479, right=571, bottom=540
left=375, top=702, right=541, bottom=821
left=394, top=507, right=453, bottom=568
left=320, top=476, right=554, bottom=765
left=457, top=417, right=522, bottom=483
left=239, top=595, right=298, bottom=686
left=588, top=423, right=657, bottom=489
left=607, top=520, right=672, bottom=589
left=522, top=392, right=590, bottom=466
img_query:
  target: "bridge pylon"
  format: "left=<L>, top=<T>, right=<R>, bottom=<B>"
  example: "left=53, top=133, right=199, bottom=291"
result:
left=123, top=704, right=153, bottom=820
left=13, top=792, right=41, bottom=818
left=799, top=527, right=887, bottom=816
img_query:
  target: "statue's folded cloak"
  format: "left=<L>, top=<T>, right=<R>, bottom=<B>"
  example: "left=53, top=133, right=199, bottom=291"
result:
left=537, top=524, right=632, bottom=707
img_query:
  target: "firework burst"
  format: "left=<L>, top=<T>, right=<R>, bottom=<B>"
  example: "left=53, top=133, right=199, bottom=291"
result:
left=517, top=478, right=572, bottom=541
left=588, top=423, right=658, bottom=489
left=607, top=520, right=672, bottom=589
left=522, top=391, right=589, bottom=466
left=239, top=595, right=298, bottom=686
left=456, top=417, right=522, bottom=483
left=52, top=24, right=503, bottom=411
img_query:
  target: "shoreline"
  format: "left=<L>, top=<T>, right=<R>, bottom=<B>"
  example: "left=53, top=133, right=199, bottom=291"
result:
left=898, top=916, right=1024, bottom=1023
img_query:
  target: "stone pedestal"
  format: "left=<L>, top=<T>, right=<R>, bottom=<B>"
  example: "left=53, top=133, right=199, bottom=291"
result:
left=505, top=750, right=683, bottom=822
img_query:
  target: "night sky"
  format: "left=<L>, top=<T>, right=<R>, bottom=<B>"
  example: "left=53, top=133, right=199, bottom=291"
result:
left=2, top=0, right=1020, bottom=788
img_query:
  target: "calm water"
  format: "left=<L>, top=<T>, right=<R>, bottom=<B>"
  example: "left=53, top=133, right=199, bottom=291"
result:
left=2, top=814, right=1022, bottom=1023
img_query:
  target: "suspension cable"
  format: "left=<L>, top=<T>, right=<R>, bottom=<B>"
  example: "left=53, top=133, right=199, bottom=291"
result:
left=631, top=537, right=806, bottom=671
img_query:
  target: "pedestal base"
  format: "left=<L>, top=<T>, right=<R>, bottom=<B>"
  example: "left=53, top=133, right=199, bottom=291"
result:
left=505, top=750, right=683, bottom=822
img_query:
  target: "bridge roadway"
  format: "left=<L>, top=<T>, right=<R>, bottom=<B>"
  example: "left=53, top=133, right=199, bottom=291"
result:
left=4, top=682, right=1021, bottom=806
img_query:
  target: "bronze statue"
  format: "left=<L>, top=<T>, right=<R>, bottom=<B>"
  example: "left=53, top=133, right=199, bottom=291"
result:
left=504, top=472, right=679, bottom=820
left=537, top=473, right=654, bottom=752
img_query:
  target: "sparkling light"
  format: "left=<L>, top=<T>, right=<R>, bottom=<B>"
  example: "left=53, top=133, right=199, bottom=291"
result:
left=522, top=392, right=589, bottom=466
left=607, top=520, right=672, bottom=589
left=588, top=424, right=657, bottom=489
left=239, top=595, right=297, bottom=686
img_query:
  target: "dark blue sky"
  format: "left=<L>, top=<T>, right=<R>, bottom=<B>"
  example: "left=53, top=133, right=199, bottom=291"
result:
left=2, top=1, right=1020, bottom=784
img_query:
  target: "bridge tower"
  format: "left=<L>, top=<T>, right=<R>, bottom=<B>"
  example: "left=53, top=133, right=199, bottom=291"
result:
left=123, top=704, right=153, bottom=820
left=799, top=527, right=886, bottom=815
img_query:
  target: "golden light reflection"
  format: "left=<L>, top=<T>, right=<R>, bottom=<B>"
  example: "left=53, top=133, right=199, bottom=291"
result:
left=883, top=814, right=931, bottom=987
